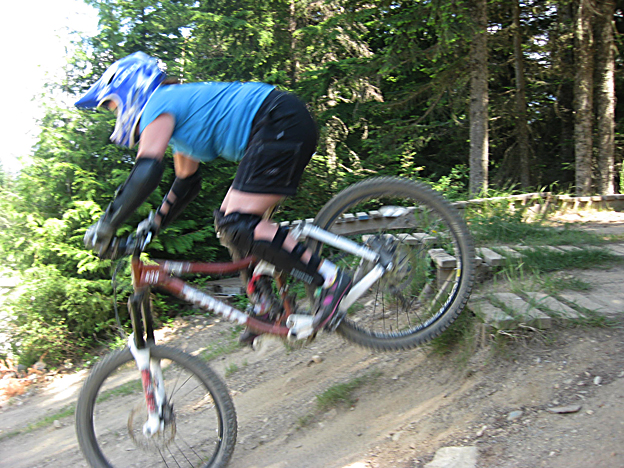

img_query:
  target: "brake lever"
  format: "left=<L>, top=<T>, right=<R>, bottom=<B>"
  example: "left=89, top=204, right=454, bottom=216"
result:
left=139, top=232, right=152, bottom=251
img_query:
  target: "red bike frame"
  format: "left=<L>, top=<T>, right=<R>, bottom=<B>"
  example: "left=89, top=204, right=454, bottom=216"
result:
left=130, top=256, right=294, bottom=338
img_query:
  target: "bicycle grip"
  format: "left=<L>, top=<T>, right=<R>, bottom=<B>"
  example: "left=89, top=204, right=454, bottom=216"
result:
left=99, top=236, right=133, bottom=259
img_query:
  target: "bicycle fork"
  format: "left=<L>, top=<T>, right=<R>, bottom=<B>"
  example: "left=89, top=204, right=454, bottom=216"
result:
left=127, top=290, right=168, bottom=438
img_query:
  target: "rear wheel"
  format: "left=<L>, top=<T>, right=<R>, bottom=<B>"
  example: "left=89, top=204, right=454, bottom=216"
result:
left=76, top=345, right=237, bottom=468
left=309, top=177, right=475, bottom=350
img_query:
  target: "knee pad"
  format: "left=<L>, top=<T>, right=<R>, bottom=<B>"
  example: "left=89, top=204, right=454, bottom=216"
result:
left=214, top=211, right=262, bottom=256
left=214, top=211, right=324, bottom=286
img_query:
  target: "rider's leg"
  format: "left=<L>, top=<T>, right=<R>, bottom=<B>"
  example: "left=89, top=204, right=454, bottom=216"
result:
left=217, top=189, right=351, bottom=331
left=219, top=189, right=342, bottom=288
left=217, top=89, right=351, bottom=338
left=221, top=190, right=313, bottom=264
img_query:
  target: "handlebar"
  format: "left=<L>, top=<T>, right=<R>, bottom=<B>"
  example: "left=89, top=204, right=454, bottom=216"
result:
left=102, top=230, right=152, bottom=260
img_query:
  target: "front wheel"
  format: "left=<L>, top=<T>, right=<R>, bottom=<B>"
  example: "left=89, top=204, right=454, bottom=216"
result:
left=75, top=346, right=237, bottom=468
left=309, top=177, right=475, bottom=351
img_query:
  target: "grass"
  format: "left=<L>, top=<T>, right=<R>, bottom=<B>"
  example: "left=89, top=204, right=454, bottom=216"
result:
left=427, top=310, right=478, bottom=364
left=201, top=340, right=243, bottom=362
left=297, top=371, right=382, bottom=428
left=96, top=378, right=143, bottom=403
left=200, top=325, right=245, bottom=362
left=225, top=363, right=239, bottom=377
left=509, top=247, right=622, bottom=273
left=457, top=204, right=624, bottom=359
left=315, top=371, right=381, bottom=411
left=539, top=273, right=592, bottom=294
left=466, top=203, right=606, bottom=247
left=485, top=247, right=622, bottom=305
left=0, top=403, right=76, bottom=442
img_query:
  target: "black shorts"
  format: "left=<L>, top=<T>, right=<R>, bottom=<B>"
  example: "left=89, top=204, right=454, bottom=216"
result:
left=232, top=89, right=318, bottom=196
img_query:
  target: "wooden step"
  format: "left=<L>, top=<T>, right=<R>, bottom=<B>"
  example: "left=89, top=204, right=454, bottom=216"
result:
left=492, top=292, right=552, bottom=329
left=524, top=292, right=582, bottom=320
left=471, top=300, right=516, bottom=329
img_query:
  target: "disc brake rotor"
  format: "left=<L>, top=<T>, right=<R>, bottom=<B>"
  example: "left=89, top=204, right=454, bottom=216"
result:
left=127, top=402, right=176, bottom=451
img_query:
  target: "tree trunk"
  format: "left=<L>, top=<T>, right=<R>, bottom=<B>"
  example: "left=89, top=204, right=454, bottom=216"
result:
left=288, top=0, right=299, bottom=89
left=469, top=0, right=489, bottom=197
left=555, top=1, right=575, bottom=177
left=573, top=0, right=594, bottom=196
left=512, top=0, right=531, bottom=189
left=594, top=0, right=616, bottom=194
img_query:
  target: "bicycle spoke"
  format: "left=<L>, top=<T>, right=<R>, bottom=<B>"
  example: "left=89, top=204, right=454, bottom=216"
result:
left=77, top=347, right=235, bottom=468
left=308, top=178, right=474, bottom=349
left=173, top=432, right=205, bottom=466
left=157, top=446, right=171, bottom=468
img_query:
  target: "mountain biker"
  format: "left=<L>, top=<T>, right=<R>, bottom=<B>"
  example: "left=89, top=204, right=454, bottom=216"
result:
left=77, top=51, right=351, bottom=343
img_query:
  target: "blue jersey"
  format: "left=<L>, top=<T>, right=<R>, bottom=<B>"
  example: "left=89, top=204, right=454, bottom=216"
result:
left=139, top=82, right=274, bottom=162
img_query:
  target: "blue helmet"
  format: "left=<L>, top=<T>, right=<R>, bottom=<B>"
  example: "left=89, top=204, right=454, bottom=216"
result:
left=75, top=52, right=166, bottom=148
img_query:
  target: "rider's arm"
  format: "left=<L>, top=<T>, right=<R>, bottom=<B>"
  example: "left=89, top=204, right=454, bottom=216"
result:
left=154, top=152, right=202, bottom=229
left=85, top=114, right=174, bottom=254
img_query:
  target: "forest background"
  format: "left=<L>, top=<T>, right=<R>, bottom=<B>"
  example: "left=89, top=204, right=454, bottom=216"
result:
left=0, top=0, right=622, bottom=367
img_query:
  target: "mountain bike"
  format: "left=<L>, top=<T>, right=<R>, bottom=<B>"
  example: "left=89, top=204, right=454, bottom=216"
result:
left=75, top=176, right=475, bottom=468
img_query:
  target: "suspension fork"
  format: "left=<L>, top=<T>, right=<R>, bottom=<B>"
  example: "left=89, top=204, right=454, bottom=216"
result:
left=128, top=260, right=167, bottom=437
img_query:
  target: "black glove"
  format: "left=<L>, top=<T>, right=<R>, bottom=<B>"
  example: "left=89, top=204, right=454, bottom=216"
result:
left=84, top=218, right=115, bottom=256
left=137, top=211, right=160, bottom=239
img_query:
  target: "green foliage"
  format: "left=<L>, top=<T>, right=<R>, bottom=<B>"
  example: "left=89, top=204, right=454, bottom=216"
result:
left=315, top=371, right=380, bottom=411
left=540, top=274, right=592, bottom=295
left=504, top=247, right=622, bottom=274
left=467, top=202, right=604, bottom=247
left=425, top=164, right=470, bottom=201
left=225, top=362, right=239, bottom=377
left=200, top=328, right=244, bottom=362
left=6, top=266, right=113, bottom=366
left=428, top=309, right=477, bottom=360
left=0, top=403, right=76, bottom=442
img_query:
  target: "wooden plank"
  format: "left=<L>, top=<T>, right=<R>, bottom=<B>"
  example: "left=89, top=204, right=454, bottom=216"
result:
left=471, top=300, right=516, bottom=329
left=395, top=233, right=418, bottom=244
left=604, top=244, right=624, bottom=256
left=476, top=248, right=505, bottom=267
left=556, top=245, right=582, bottom=252
left=492, top=293, right=552, bottom=329
left=411, top=232, right=436, bottom=245
left=524, top=292, right=582, bottom=320
left=428, top=249, right=457, bottom=268
left=559, top=291, right=612, bottom=315
left=495, top=246, right=523, bottom=258
left=542, top=246, right=566, bottom=253
left=379, top=206, right=415, bottom=217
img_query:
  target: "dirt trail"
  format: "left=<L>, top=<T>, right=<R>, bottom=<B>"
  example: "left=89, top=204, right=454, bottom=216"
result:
left=1, top=214, right=624, bottom=468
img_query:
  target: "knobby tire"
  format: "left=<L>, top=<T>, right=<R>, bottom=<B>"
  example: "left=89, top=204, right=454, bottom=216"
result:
left=75, top=346, right=237, bottom=468
left=310, top=177, right=475, bottom=351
